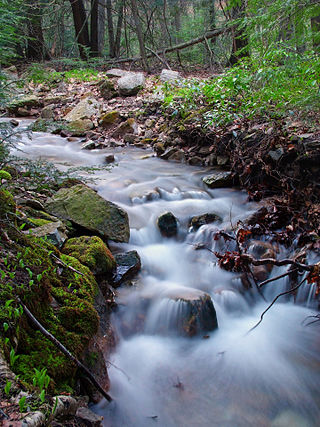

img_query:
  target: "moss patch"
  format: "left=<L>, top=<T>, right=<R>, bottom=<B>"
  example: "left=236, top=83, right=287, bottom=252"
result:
left=62, top=236, right=116, bottom=276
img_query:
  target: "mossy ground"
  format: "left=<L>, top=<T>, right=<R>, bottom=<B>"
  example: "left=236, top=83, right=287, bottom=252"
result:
left=0, top=189, right=100, bottom=393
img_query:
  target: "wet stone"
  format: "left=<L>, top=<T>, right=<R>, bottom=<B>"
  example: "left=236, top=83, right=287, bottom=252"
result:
left=202, top=171, right=233, bottom=188
left=189, top=213, right=222, bottom=230
left=113, top=250, right=141, bottom=287
left=157, top=211, right=178, bottom=237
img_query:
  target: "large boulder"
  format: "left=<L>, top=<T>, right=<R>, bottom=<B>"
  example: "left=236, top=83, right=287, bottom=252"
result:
left=45, top=184, right=130, bottom=242
left=118, top=72, right=145, bottom=96
left=113, top=250, right=141, bottom=286
left=62, top=236, right=116, bottom=276
left=64, top=97, right=100, bottom=122
left=68, top=119, right=94, bottom=136
left=203, top=171, right=233, bottom=188
left=157, top=211, right=178, bottom=237
left=99, top=110, right=120, bottom=128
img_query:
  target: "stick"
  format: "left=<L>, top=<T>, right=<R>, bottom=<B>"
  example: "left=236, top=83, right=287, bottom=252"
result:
left=17, top=298, right=113, bottom=403
left=146, top=46, right=171, bottom=69
left=258, top=268, right=298, bottom=288
left=247, top=277, right=307, bottom=334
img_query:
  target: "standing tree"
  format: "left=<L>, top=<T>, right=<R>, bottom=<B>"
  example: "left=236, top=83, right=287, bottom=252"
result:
left=68, top=0, right=90, bottom=60
left=26, top=0, right=48, bottom=60
left=228, top=0, right=249, bottom=65
left=130, top=0, right=149, bottom=71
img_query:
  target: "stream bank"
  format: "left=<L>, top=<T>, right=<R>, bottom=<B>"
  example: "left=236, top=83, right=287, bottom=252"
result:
left=1, top=66, right=320, bottom=426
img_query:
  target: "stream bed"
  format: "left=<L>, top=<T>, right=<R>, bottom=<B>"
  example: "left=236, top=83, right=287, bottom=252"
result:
left=12, top=125, right=320, bottom=427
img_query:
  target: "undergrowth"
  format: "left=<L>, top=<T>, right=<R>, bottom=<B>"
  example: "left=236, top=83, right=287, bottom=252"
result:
left=161, top=47, right=320, bottom=127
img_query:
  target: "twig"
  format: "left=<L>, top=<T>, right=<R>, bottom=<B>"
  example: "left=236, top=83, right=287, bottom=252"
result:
left=50, top=253, right=84, bottom=276
left=258, top=268, right=298, bottom=288
left=145, top=46, right=171, bottom=69
left=241, top=254, right=313, bottom=271
left=17, top=298, right=113, bottom=403
left=247, top=277, right=307, bottom=334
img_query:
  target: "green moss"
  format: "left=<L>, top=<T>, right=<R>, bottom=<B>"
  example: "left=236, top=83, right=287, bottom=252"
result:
left=0, top=229, right=100, bottom=394
left=100, top=110, right=120, bottom=125
left=0, top=189, right=15, bottom=218
left=29, top=217, right=51, bottom=227
left=62, top=236, right=116, bottom=276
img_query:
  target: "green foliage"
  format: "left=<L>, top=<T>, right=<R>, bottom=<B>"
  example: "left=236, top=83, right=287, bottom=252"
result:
left=161, top=49, right=320, bottom=126
left=0, top=0, right=24, bottom=64
left=26, top=63, right=99, bottom=86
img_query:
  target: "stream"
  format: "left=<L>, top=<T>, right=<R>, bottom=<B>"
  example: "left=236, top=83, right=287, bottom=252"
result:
left=10, top=122, right=320, bottom=427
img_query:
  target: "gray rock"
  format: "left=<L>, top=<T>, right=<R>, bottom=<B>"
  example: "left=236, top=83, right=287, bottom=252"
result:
left=168, top=149, right=186, bottom=162
left=189, top=213, right=222, bottom=230
left=64, top=97, right=100, bottom=122
left=10, top=119, right=19, bottom=127
left=112, top=119, right=138, bottom=137
left=160, top=147, right=178, bottom=160
left=157, top=211, right=178, bottom=237
left=26, top=220, right=67, bottom=248
left=268, top=147, right=284, bottom=162
left=105, top=68, right=129, bottom=78
left=46, top=184, right=130, bottom=242
left=81, top=140, right=96, bottom=150
left=188, top=156, right=203, bottom=166
left=160, top=69, right=181, bottom=82
left=113, top=250, right=141, bottom=286
left=203, top=171, right=233, bottom=188
left=75, top=407, right=104, bottom=427
left=118, top=72, right=145, bottom=96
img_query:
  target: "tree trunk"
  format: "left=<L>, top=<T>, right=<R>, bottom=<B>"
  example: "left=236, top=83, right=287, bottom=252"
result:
left=229, top=0, right=249, bottom=66
left=130, top=0, right=149, bottom=71
left=311, top=15, right=320, bottom=52
left=106, top=0, right=115, bottom=57
left=26, top=0, right=47, bottom=61
left=115, top=0, right=125, bottom=57
left=69, top=0, right=90, bottom=60
left=98, top=0, right=106, bottom=55
left=90, top=0, right=99, bottom=56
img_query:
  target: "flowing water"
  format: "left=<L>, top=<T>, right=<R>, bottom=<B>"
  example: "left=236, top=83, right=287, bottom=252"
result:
left=11, top=123, right=320, bottom=427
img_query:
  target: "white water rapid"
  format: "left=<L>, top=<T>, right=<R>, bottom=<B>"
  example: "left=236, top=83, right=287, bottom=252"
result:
left=12, top=123, right=320, bottom=427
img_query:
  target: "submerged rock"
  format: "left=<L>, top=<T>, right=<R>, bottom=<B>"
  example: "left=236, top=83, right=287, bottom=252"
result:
left=113, top=250, right=141, bottom=286
left=46, top=184, right=130, bottom=242
left=157, top=211, right=178, bottom=237
left=118, top=72, right=145, bottom=96
left=62, top=236, right=116, bottom=276
left=202, top=171, right=233, bottom=188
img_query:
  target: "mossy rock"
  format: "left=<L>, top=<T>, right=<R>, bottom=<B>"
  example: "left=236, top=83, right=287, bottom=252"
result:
left=0, top=189, right=15, bottom=218
left=67, top=119, right=94, bottom=136
left=7, top=95, right=41, bottom=114
left=46, top=184, right=130, bottom=242
left=100, top=111, right=120, bottom=128
left=30, top=118, right=66, bottom=133
left=99, top=79, right=117, bottom=100
left=62, top=236, right=116, bottom=276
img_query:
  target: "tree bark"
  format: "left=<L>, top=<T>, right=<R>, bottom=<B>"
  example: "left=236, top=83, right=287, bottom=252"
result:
left=69, top=0, right=91, bottom=60
left=98, top=0, right=106, bottom=55
left=90, top=0, right=99, bottom=56
left=26, top=0, right=47, bottom=61
left=130, top=0, right=149, bottom=71
left=229, top=0, right=249, bottom=66
left=114, top=0, right=125, bottom=57
left=106, top=0, right=115, bottom=57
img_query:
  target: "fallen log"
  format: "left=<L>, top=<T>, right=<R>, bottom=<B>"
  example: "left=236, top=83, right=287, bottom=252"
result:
left=106, top=27, right=230, bottom=65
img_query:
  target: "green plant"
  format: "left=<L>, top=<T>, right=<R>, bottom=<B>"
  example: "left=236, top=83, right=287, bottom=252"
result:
left=10, top=348, right=19, bottom=367
left=18, top=395, right=27, bottom=412
left=4, top=379, right=12, bottom=396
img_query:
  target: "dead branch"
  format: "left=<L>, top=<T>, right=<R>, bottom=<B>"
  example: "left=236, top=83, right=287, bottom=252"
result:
left=240, top=254, right=313, bottom=271
left=105, top=27, right=229, bottom=64
left=17, top=298, right=113, bottom=403
left=146, top=46, right=171, bottom=69
left=258, top=268, right=298, bottom=288
left=247, top=277, right=307, bottom=334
